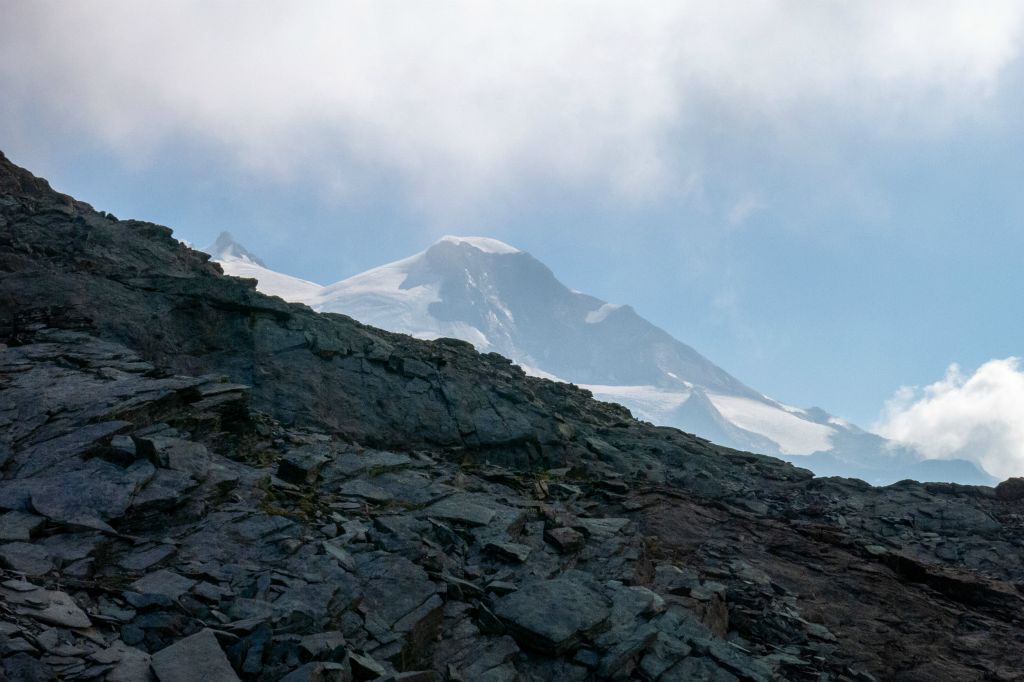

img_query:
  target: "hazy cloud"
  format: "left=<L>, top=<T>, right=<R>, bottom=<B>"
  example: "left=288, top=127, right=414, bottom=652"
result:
left=2, top=1, right=1023, bottom=205
left=726, top=194, right=767, bottom=228
left=876, top=358, right=1024, bottom=479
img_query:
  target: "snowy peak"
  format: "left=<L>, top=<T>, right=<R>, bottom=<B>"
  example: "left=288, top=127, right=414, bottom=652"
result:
left=203, top=232, right=322, bottom=305
left=203, top=231, right=996, bottom=485
left=204, top=231, right=267, bottom=267
left=436, top=235, right=521, bottom=255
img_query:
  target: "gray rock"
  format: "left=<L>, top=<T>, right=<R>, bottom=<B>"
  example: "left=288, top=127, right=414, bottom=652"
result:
left=324, top=450, right=413, bottom=480
left=0, top=542, right=53, bottom=575
left=485, top=541, right=532, bottom=563
left=661, top=656, right=740, bottom=682
left=299, top=630, right=347, bottom=658
left=0, top=585, right=91, bottom=628
left=19, top=459, right=145, bottom=532
left=129, top=569, right=196, bottom=600
left=494, top=575, right=610, bottom=654
left=637, top=633, right=692, bottom=680
left=349, top=651, right=386, bottom=679
left=544, top=526, right=585, bottom=553
left=339, top=479, right=393, bottom=503
left=192, top=581, right=225, bottom=603
left=574, top=517, right=629, bottom=539
left=278, top=446, right=330, bottom=485
left=91, top=641, right=153, bottom=682
left=279, top=661, right=352, bottom=682
left=151, top=628, right=240, bottom=682
left=653, top=563, right=701, bottom=595
left=131, top=469, right=198, bottom=511
left=597, top=623, right=658, bottom=679
left=135, top=437, right=211, bottom=479
left=323, top=541, right=356, bottom=571
left=3, top=653, right=55, bottom=682
left=357, top=554, right=439, bottom=629
left=118, top=544, right=176, bottom=571
left=0, top=511, right=45, bottom=541
left=422, top=495, right=496, bottom=527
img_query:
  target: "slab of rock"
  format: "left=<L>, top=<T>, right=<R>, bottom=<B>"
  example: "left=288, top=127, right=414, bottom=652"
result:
left=0, top=542, right=53, bottom=576
left=1, top=584, right=91, bottom=628
left=279, top=661, right=351, bottom=682
left=544, top=527, right=585, bottom=553
left=91, top=641, right=152, bottom=682
left=299, top=630, right=346, bottom=659
left=485, top=541, right=532, bottom=563
left=129, top=569, right=196, bottom=600
left=597, top=623, right=659, bottom=678
left=339, top=479, right=393, bottom=503
left=349, top=651, right=386, bottom=679
left=3, top=653, right=55, bottom=682
left=493, top=575, right=610, bottom=654
left=324, top=450, right=413, bottom=479
left=130, top=469, right=198, bottom=511
left=422, top=495, right=495, bottom=527
left=357, top=554, right=439, bottom=629
left=118, top=544, right=176, bottom=572
left=135, top=437, right=211, bottom=479
left=278, top=447, right=330, bottom=485
left=323, top=541, right=356, bottom=571
left=0, top=511, right=45, bottom=541
left=574, top=517, right=630, bottom=539
left=24, top=459, right=143, bottom=532
left=151, top=628, right=240, bottom=682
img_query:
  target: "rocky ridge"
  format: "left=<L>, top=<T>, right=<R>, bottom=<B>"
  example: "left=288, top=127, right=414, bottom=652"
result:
left=1, top=151, right=1023, bottom=680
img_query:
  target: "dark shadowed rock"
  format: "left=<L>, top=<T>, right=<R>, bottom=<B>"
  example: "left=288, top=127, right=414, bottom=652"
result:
left=151, top=629, right=240, bottom=682
left=278, top=446, right=331, bottom=485
left=544, top=526, right=585, bottom=553
left=494, top=574, right=610, bottom=654
left=129, top=570, right=196, bottom=600
left=3, top=653, right=56, bottom=682
left=280, top=661, right=352, bottom=682
left=1, top=583, right=91, bottom=628
left=422, top=495, right=496, bottom=527
left=995, top=477, right=1024, bottom=501
left=0, top=542, right=53, bottom=575
left=0, top=511, right=44, bottom=541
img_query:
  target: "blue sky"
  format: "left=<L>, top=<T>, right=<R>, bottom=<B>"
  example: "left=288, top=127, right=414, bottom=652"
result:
left=4, top=2, right=1024, bottom=474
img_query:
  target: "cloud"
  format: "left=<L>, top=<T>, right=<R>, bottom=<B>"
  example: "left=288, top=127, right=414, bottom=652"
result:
left=876, top=358, right=1024, bottom=479
left=726, top=194, right=766, bottom=228
left=2, top=1, right=1023, bottom=206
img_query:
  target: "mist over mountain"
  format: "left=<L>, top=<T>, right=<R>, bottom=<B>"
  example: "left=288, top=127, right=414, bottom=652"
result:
left=208, top=232, right=995, bottom=486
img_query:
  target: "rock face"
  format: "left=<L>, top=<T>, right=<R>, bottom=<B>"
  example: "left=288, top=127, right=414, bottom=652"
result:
left=0, top=149, right=1023, bottom=680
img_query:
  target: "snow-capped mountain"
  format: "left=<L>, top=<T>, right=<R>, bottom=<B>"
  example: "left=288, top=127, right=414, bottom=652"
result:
left=206, top=232, right=995, bottom=485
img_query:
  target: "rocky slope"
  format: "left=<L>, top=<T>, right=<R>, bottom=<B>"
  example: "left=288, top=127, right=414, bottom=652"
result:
left=1, top=150, right=1023, bottom=681
left=209, top=233, right=993, bottom=486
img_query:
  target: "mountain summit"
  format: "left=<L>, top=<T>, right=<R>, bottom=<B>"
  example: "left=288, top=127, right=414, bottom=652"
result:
left=212, top=234, right=994, bottom=485
left=205, top=230, right=268, bottom=267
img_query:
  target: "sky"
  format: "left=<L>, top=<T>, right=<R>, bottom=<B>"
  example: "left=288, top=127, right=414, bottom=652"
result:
left=3, top=1, right=1024, bottom=476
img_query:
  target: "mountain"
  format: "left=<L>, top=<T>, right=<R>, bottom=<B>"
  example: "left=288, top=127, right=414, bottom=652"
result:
left=210, top=232, right=995, bottom=486
left=5, top=149, right=1024, bottom=679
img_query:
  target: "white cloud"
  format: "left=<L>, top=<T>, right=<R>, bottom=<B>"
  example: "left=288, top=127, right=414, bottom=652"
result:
left=726, top=194, right=766, bottom=228
left=2, top=1, right=1022, bottom=206
left=876, top=358, right=1024, bottom=479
